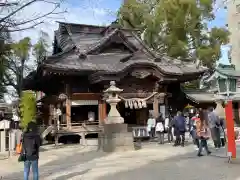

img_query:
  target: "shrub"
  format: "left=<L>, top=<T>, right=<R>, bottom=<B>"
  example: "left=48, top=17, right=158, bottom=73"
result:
left=19, top=90, right=36, bottom=131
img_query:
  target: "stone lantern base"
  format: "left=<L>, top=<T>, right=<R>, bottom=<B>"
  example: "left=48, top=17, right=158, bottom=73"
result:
left=98, top=123, right=134, bottom=152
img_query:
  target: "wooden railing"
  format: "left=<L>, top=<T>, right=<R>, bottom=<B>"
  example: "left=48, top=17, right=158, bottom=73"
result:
left=59, top=121, right=99, bottom=128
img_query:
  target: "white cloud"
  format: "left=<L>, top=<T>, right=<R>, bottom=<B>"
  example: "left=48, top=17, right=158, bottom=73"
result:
left=213, top=0, right=227, bottom=12
left=92, top=8, right=108, bottom=16
left=10, top=0, right=117, bottom=43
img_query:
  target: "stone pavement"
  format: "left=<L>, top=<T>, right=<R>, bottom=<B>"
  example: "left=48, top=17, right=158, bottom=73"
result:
left=3, top=142, right=240, bottom=180
left=2, top=140, right=240, bottom=180
left=0, top=145, right=98, bottom=178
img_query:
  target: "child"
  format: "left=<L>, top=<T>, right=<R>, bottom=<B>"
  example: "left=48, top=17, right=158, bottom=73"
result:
left=219, top=118, right=225, bottom=147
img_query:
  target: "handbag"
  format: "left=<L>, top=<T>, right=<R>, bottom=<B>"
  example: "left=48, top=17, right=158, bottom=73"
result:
left=16, top=143, right=22, bottom=154
left=18, top=153, right=26, bottom=162
left=156, top=122, right=164, bottom=132
left=18, top=136, right=26, bottom=162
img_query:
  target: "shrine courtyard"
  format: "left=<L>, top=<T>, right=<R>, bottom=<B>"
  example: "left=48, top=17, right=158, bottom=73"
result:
left=1, top=142, right=240, bottom=180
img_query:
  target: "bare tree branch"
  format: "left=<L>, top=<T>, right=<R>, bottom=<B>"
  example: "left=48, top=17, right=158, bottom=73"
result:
left=0, top=0, right=38, bottom=24
left=6, top=21, right=44, bottom=32
left=0, top=2, right=19, bottom=7
left=4, top=8, right=66, bottom=28
left=0, top=0, right=65, bottom=32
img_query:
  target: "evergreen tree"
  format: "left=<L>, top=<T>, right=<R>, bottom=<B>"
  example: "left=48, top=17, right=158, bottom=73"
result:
left=118, top=0, right=229, bottom=69
left=4, top=37, right=32, bottom=97
left=3, top=32, right=50, bottom=98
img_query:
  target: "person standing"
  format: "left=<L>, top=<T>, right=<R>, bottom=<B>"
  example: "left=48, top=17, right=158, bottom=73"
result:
left=165, top=115, right=173, bottom=143
left=196, top=109, right=211, bottom=156
left=208, top=107, right=221, bottom=149
left=156, top=113, right=165, bottom=144
left=173, top=111, right=186, bottom=147
left=22, top=121, right=41, bottom=180
left=190, top=112, right=200, bottom=150
left=147, top=113, right=156, bottom=139
left=219, top=118, right=226, bottom=147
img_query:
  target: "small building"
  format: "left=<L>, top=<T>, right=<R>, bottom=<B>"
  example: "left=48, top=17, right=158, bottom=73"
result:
left=184, top=90, right=216, bottom=108
left=23, top=22, right=207, bottom=132
left=184, top=64, right=240, bottom=124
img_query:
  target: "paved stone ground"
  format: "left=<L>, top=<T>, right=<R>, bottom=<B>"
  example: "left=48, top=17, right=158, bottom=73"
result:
left=0, top=145, right=101, bottom=178
left=98, top=147, right=240, bottom=180
left=2, top=137, right=240, bottom=180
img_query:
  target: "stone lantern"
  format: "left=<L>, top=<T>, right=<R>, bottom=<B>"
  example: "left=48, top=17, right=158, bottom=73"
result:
left=104, top=81, right=124, bottom=124
left=214, top=74, right=237, bottom=118
left=100, top=81, right=133, bottom=152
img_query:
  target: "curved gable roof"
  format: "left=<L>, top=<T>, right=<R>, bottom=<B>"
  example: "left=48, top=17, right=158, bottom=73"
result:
left=44, top=22, right=207, bottom=78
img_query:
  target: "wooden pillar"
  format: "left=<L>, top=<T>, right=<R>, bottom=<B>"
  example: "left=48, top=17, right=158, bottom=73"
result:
left=102, top=102, right=107, bottom=120
left=49, top=104, right=54, bottom=125
left=225, top=100, right=236, bottom=158
left=238, top=102, right=240, bottom=122
left=66, top=84, right=71, bottom=129
left=66, top=99, right=71, bottom=129
left=153, top=95, right=159, bottom=118
left=98, top=101, right=102, bottom=124
left=164, top=86, right=168, bottom=116
left=98, top=100, right=107, bottom=124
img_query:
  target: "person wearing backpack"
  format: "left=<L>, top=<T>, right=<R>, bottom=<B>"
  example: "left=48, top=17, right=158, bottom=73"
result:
left=22, top=121, right=41, bottom=180
left=156, top=113, right=165, bottom=144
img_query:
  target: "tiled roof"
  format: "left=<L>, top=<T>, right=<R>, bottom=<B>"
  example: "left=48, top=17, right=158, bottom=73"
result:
left=185, top=91, right=215, bottom=103
left=185, top=90, right=240, bottom=103
left=44, top=22, right=207, bottom=76
left=43, top=50, right=206, bottom=76
left=44, top=51, right=131, bottom=72
left=217, top=69, right=240, bottom=77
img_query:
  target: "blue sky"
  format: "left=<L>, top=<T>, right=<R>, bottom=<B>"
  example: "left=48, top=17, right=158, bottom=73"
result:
left=17, top=0, right=229, bottom=64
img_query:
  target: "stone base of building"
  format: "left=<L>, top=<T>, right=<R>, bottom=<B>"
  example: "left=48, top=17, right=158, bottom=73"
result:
left=98, top=123, right=134, bottom=152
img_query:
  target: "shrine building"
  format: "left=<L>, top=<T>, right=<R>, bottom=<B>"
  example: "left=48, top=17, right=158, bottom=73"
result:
left=23, top=22, right=207, bottom=133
